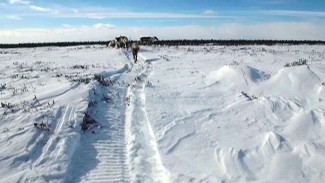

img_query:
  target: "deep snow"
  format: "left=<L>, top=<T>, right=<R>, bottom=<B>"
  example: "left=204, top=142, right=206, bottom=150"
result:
left=0, top=45, right=324, bottom=183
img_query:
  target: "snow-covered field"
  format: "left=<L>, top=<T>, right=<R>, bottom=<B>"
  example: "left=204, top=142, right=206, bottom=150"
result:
left=0, top=45, right=324, bottom=183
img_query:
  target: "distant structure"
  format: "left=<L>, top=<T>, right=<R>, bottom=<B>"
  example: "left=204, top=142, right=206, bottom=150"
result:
left=140, top=36, right=158, bottom=45
left=115, top=36, right=128, bottom=48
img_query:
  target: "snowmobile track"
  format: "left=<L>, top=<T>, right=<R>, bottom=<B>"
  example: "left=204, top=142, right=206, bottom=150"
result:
left=125, top=59, right=170, bottom=183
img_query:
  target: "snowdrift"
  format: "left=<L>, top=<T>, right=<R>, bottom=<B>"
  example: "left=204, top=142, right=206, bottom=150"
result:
left=254, top=65, right=321, bottom=98
left=205, top=65, right=269, bottom=90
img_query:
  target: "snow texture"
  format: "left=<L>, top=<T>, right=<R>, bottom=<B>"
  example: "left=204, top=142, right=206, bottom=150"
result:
left=0, top=45, right=325, bottom=183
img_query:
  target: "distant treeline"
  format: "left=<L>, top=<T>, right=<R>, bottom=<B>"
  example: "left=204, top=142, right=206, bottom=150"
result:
left=1, top=39, right=325, bottom=48
left=0, top=41, right=108, bottom=49
left=152, top=39, right=325, bottom=46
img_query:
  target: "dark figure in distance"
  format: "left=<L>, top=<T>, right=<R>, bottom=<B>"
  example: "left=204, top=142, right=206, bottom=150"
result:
left=131, top=42, right=139, bottom=63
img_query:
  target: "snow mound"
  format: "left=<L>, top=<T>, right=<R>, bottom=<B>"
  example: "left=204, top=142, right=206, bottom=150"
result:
left=213, top=132, right=300, bottom=182
left=283, top=109, right=325, bottom=140
left=257, top=66, right=321, bottom=97
left=259, top=96, right=301, bottom=121
left=205, top=65, right=268, bottom=89
left=215, top=148, right=254, bottom=181
left=260, top=131, right=287, bottom=157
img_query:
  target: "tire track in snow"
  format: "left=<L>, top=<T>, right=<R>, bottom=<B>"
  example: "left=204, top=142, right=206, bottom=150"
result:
left=66, top=56, right=131, bottom=183
left=23, top=105, right=77, bottom=182
left=66, top=49, right=169, bottom=183
left=125, top=59, right=170, bottom=183
left=67, top=93, right=131, bottom=183
left=35, top=106, right=76, bottom=165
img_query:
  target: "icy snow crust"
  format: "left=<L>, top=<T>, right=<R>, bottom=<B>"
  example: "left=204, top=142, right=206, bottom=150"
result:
left=0, top=45, right=325, bottom=183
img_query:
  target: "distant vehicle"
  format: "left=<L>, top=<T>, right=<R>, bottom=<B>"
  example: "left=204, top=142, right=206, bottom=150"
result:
left=140, top=36, right=158, bottom=45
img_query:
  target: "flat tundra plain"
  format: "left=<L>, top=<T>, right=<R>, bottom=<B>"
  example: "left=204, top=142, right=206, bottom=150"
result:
left=0, top=45, right=325, bottom=183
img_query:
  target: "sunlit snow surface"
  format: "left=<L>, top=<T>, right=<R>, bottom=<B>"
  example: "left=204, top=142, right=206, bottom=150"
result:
left=0, top=45, right=324, bottom=183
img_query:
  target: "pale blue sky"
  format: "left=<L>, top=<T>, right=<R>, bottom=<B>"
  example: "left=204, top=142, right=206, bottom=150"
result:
left=0, top=0, right=325, bottom=42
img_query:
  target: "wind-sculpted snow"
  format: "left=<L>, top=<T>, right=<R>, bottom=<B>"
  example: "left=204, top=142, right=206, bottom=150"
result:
left=1, top=45, right=325, bottom=183
left=144, top=45, right=325, bottom=182
left=254, top=65, right=321, bottom=98
left=205, top=65, right=269, bottom=89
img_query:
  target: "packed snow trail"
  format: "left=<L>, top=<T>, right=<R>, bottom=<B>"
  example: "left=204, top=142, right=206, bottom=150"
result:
left=125, top=57, right=170, bottom=183
left=66, top=48, right=169, bottom=183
